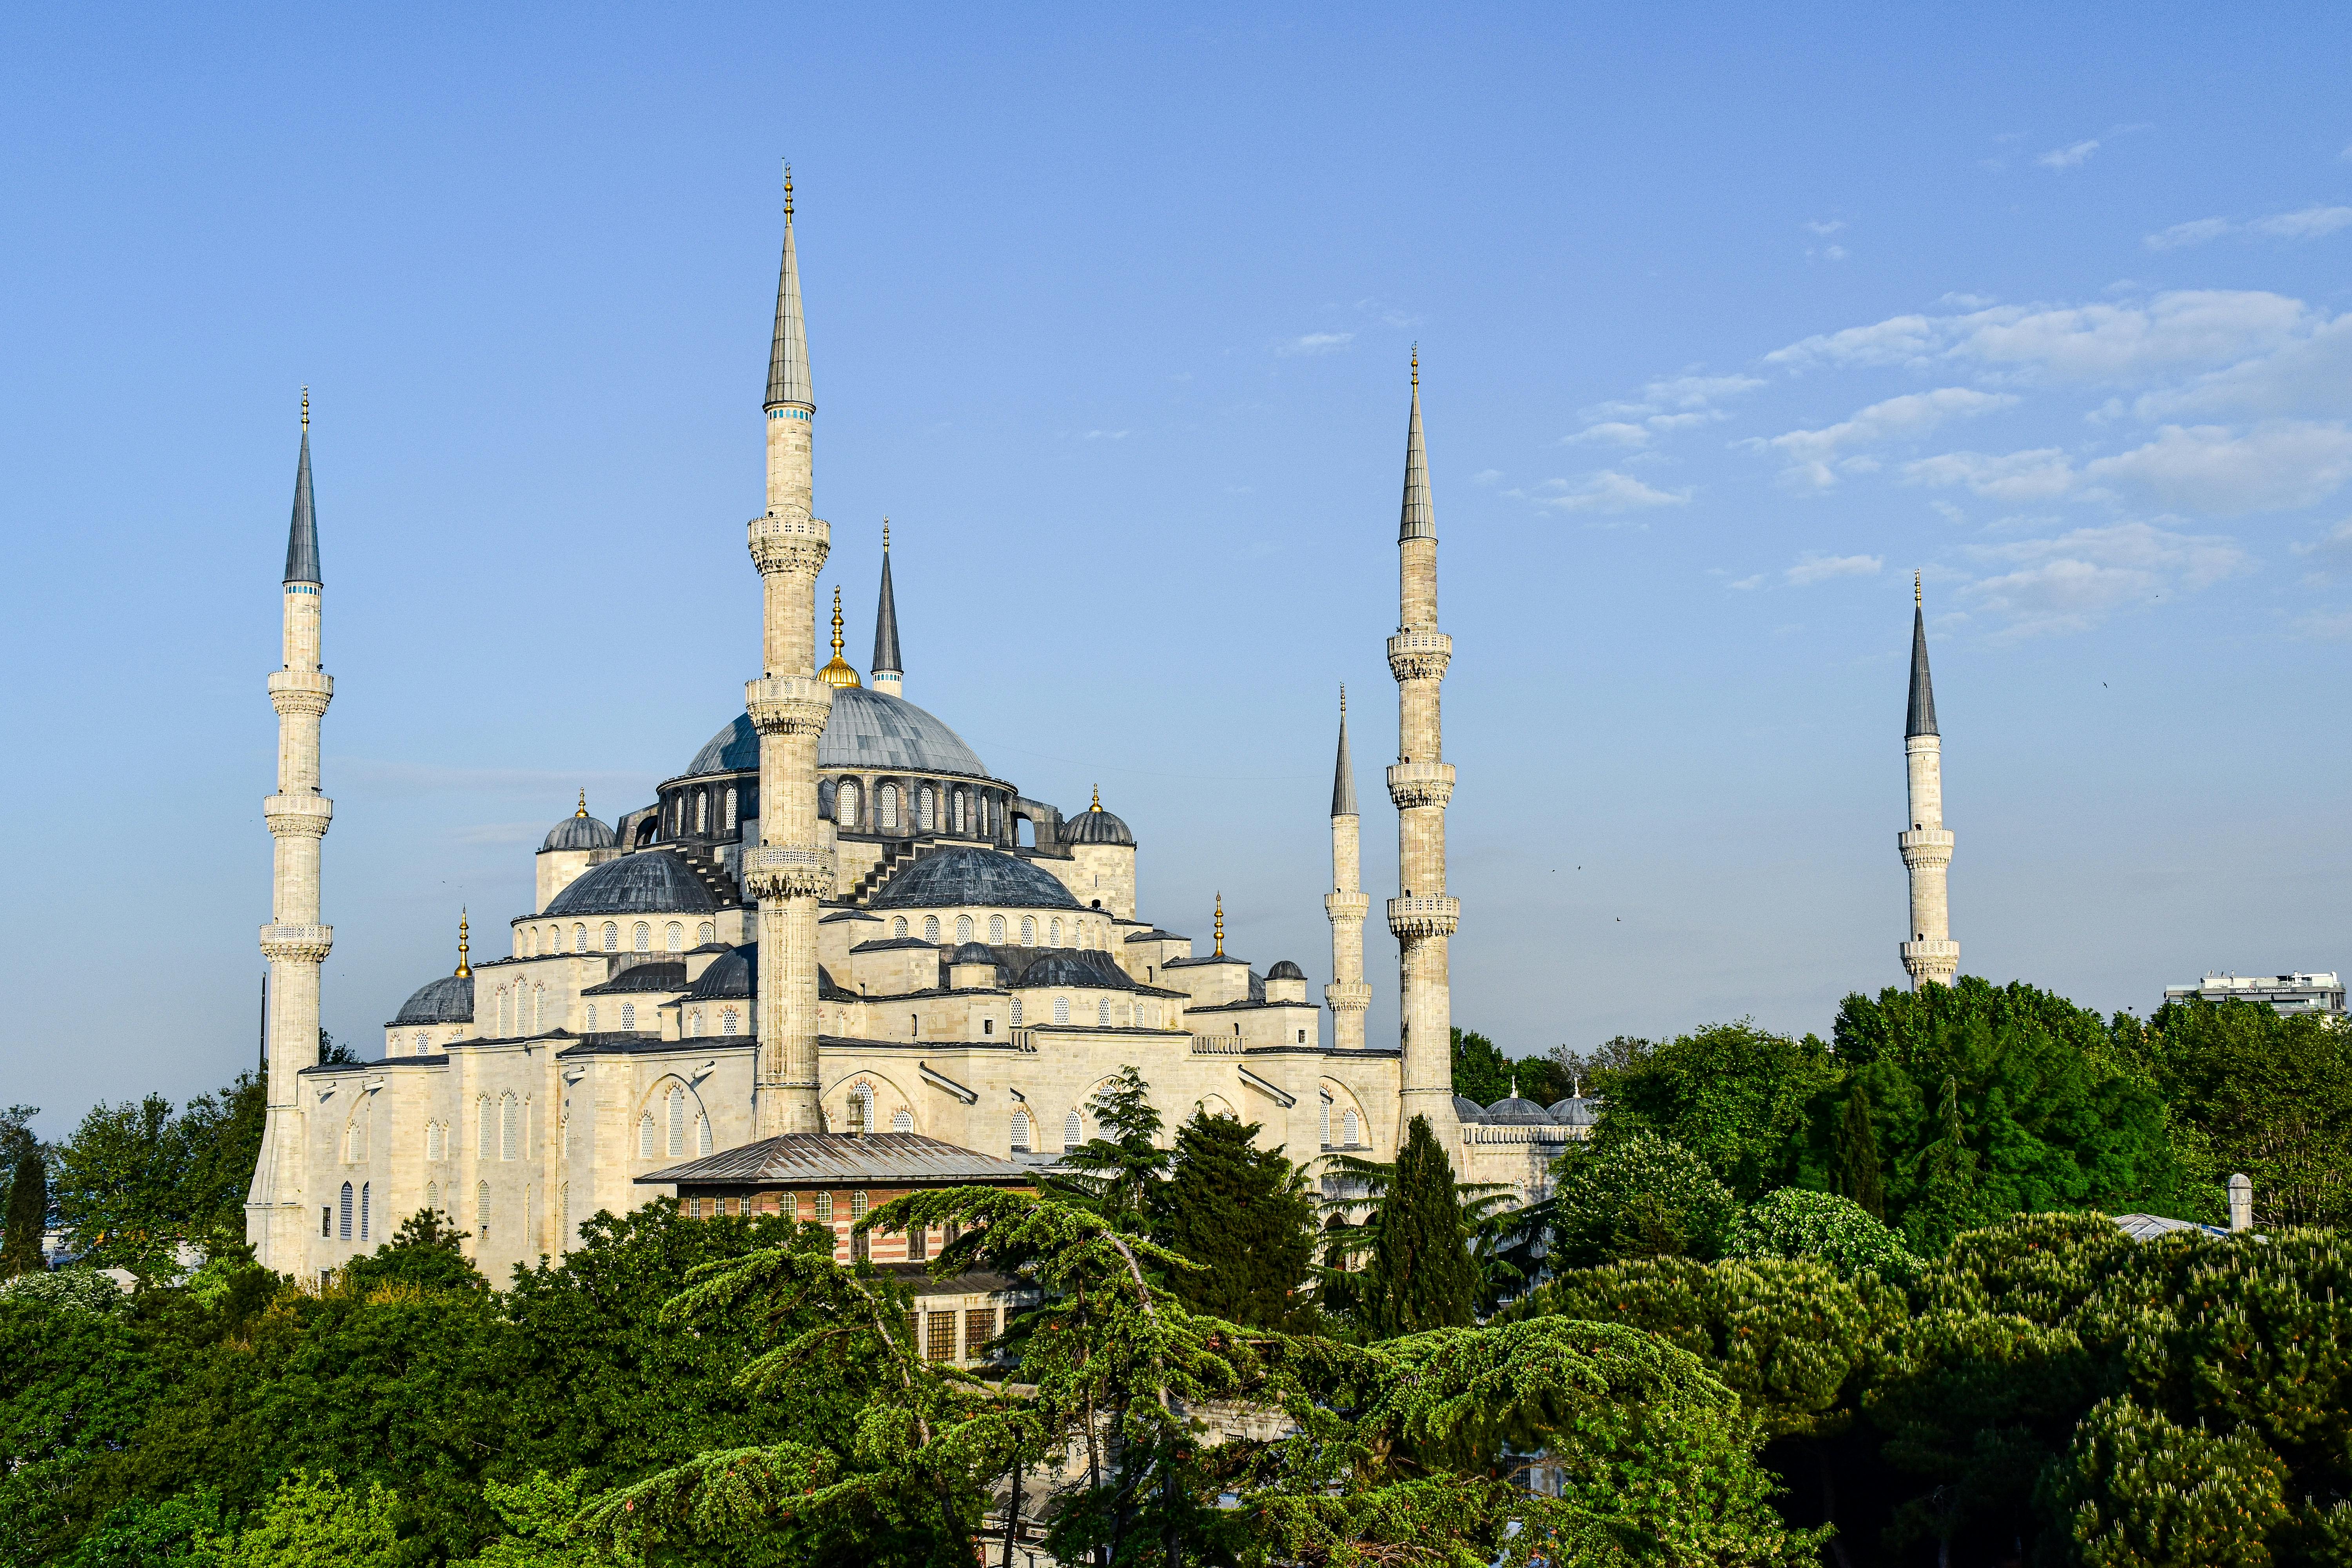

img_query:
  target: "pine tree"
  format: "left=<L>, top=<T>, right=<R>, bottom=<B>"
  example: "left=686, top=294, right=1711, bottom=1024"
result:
left=1834, top=1087, right=1887, bottom=1220
left=1151, top=1110, right=1316, bottom=1329
left=1049, top=1064, right=1167, bottom=1229
left=0, top=1147, right=45, bottom=1278
left=1361, top=1114, right=1477, bottom=1337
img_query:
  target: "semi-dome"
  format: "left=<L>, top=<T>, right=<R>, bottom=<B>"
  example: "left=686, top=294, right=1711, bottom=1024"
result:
left=542, top=811, right=617, bottom=852
left=686, top=943, right=755, bottom=999
left=1265, top=960, right=1307, bottom=981
left=948, top=941, right=996, bottom=965
left=1018, top=952, right=1134, bottom=991
left=870, top=845, right=1081, bottom=911
left=393, top=973, right=474, bottom=1025
left=1063, top=802, right=1133, bottom=846
left=684, top=687, right=990, bottom=780
left=545, top=849, right=719, bottom=917
left=1452, top=1094, right=1490, bottom=1125
left=1485, top=1094, right=1555, bottom=1126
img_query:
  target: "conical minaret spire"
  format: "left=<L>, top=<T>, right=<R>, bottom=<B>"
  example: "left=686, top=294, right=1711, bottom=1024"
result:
left=871, top=522, right=903, bottom=695
left=742, top=165, right=833, bottom=1136
left=1899, top=573, right=1958, bottom=989
left=1387, top=347, right=1460, bottom=1141
left=249, top=390, right=337, bottom=1270
left=1325, top=685, right=1370, bottom=1055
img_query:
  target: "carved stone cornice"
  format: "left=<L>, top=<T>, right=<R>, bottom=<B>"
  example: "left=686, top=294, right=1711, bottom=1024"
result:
left=259, top=922, right=335, bottom=962
left=1324, top=891, right=1370, bottom=921
left=1898, top=828, right=1954, bottom=869
left=748, top=512, right=830, bottom=576
left=266, top=670, right=333, bottom=717
left=1386, top=761, right=1456, bottom=809
left=1900, top=939, right=1960, bottom=984
left=1386, top=895, right=1460, bottom=940
left=1387, top=629, right=1452, bottom=683
left=1324, top=980, right=1373, bottom=1013
left=264, top=794, right=334, bottom=837
left=742, top=844, right=836, bottom=900
left=745, top=675, right=834, bottom=737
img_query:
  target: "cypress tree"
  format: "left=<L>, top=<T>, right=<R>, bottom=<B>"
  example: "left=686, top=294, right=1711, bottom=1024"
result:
left=1362, top=1115, right=1477, bottom=1338
left=1835, top=1088, right=1887, bottom=1220
left=1, top=1148, right=46, bottom=1278
left=1151, top=1110, right=1316, bottom=1329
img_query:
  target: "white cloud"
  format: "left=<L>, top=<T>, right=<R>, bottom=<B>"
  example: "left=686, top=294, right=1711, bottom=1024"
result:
left=1761, top=388, right=2017, bottom=486
left=1765, top=290, right=2311, bottom=381
left=1727, top=573, right=1765, bottom=590
left=2144, top=217, right=2234, bottom=250
left=1785, top=552, right=1883, bottom=586
left=1472, top=468, right=1503, bottom=486
left=1082, top=429, right=1130, bottom=440
left=2083, top=421, right=2352, bottom=514
left=1938, top=292, right=1996, bottom=310
left=1816, top=244, right=1849, bottom=262
left=2251, top=205, right=2352, bottom=239
left=2132, top=311, right=2352, bottom=420
left=1533, top=472, right=1694, bottom=514
left=1645, top=412, right=1717, bottom=432
left=2038, top=140, right=2100, bottom=170
left=2290, top=517, right=2352, bottom=560
left=1766, top=314, right=1938, bottom=370
left=1276, top=332, right=1354, bottom=356
left=1804, top=219, right=1846, bottom=236
left=1644, top=373, right=1766, bottom=408
left=1903, top=448, right=2079, bottom=501
left=1564, top=421, right=1651, bottom=447
left=1964, top=521, right=2250, bottom=636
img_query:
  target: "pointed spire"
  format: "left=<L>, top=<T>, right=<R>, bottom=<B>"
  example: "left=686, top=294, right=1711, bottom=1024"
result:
left=1398, top=347, right=1433, bottom=542
left=765, top=162, right=812, bottom=410
left=283, top=387, right=321, bottom=584
left=1331, top=683, right=1358, bottom=816
left=1213, top=893, right=1225, bottom=957
left=455, top=909, right=472, bottom=978
left=871, top=522, right=903, bottom=681
left=1907, top=573, right=1939, bottom=737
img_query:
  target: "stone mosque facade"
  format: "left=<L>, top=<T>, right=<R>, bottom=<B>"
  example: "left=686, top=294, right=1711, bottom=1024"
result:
left=244, top=182, right=1955, bottom=1285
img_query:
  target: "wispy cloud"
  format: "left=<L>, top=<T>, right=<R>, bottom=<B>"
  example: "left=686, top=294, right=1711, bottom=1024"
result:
left=1564, top=421, right=1652, bottom=447
left=2144, top=217, right=2234, bottom=251
left=2037, top=140, right=2100, bottom=170
left=1082, top=429, right=1130, bottom=440
left=1530, top=472, right=1693, bottom=515
left=1276, top=332, right=1354, bottom=356
left=1963, top=521, right=2249, bottom=636
left=2144, top=206, right=2352, bottom=249
left=1804, top=218, right=1846, bottom=236
left=1766, top=290, right=2313, bottom=381
left=1785, top=552, right=1884, bottom=586
left=1755, top=387, right=2017, bottom=488
left=1472, top=468, right=1503, bottom=486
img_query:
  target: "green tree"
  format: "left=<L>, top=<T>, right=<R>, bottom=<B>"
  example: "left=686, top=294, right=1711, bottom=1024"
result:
left=1546, top=1131, right=1739, bottom=1270
left=1832, top=1086, right=1887, bottom=1220
left=58, top=1489, right=226, bottom=1567
left=1450, top=1027, right=1570, bottom=1107
left=1600, top=1021, right=1838, bottom=1198
left=215, top=1470, right=404, bottom=1568
left=1150, top=1109, right=1317, bottom=1330
left=0, top=1293, right=166, bottom=1562
left=2042, top=1396, right=2289, bottom=1568
left=1551, top=1034, right=1653, bottom=1100
left=4, top=1145, right=48, bottom=1278
left=342, top=1210, right=488, bottom=1296
left=1051, top=1064, right=1168, bottom=1229
left=452, top=1472, right=608, bottom=1568
left=51, top=1074, right=270, bottom=1278
left=1726, top=1187, right=1917, bottom=1283
left=1354, top=1115, right=1478, bottom=1338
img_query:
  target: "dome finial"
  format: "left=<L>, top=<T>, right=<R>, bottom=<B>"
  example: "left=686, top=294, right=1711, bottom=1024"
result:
left=1410, top=343, right=1419, bottom=389
left=455, top=908, right=471, bottom=978
left=1915, top=569, right=1922, bottom=609
left=300, top=384, right=309, bottom=433
left=782, top=159, right=793, bottom=218
left=883, top=518, right=890, bottom=552
left=1091, top=784, right=1101, bottom=812
left=1213, top=892, right=1225, bottom=957
left=1510, top=1074, right=1519, bottom=1100
left=820, top=584, right=863, bottom=688
left=575, top=787, right=588, bottom=818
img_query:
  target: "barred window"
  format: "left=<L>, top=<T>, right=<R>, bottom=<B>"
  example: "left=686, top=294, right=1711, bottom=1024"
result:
left=586, top=1004, right=598, bottom=1030
left=1321, top=1100, right=1332, bottom=1147
left=1098, top=999, right=1111, bottom=1027
left=668, top=1087, right=687, bottom=1157
left=965, top=1307, right=998, bottom=1353
left=666, top=922, right=684, bottom=952
left=878, top=783, right=898, bottom=829
left=923, top=915, right=940, bottom=943
left=1010, top=1111, right=1032, bottom=1151
left=892, top=1108, right=912, bottom=1133
left=814, top=1191, right=834, bottom=1222
left=724, top=788, right=738, bottom=831
left=601, top=922, right=618, bottom=952
left=561, top=1182, right=570, bottom=1245
left=956, top=915, right=973, bottom=944
left=989, top=915, right=1005, bottom=943
left=477, top=1181, right=491, bottom=1225
left=427, top=1180, right=439, bottom=1212
left=1049, top=918, right=1062, bottom=946
left=695, top=792, right=708, bottom=834
left=722, top=1007, right=739, bottom=1035
left=478, top=1095, right=494, bottom=1160
left=359, top=1181, right=370, bottom=1240
left=1343, top=1110, right=1360, bottom=1145
left=498, top=987, right=511, bottom=1034
left=1020, top=917, right=1035, bottom=945
left=414, top=1030, right=428, bottom=1051
left=698, top=922, right=715, bottom=944
left=633, top=922, right=651, bottom=953
left=501, top=1093, right=519, bottom=1161
left=916, top=786, right=933, bottom=831
left=1011, top=998, right=1023, bottom=1026
left=533, top=986, right=545, bottom=1032
left=1053, top=996, right=1070, bottom=1025
left=893, top=916, right=909, bottom=939
left=621, top=1002, right=636, bottom=1030
left=639, top=1112, right=655, bottom=1160
left=837, top=780, right=861, bottom=828
left=697, top=1113, right=713, bottom=1156
left=339, top=1181, right=353, bottom=1240
left=926, top=1310, right=955, bottom=1361
left=573, top=924, right=588, bottom=953
left=1064, top=1111, right=1083, bottom=1148
left=688, top=1008, right=702, bottom=1035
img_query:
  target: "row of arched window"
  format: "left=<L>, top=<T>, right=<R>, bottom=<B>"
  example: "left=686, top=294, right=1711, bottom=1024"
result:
left=495, top=983, right=546, bottom=1036
left=521, top=920, right=718, bottom=958
left=332, top=1180, right=370, bottom=1240
left=684, top=1007, right=741, bottom=1036
left=886, top=913, right=1106, bottom=949
left=1319, top=1103, right=1363, bottom=1148
left=1003, top=996, right=1151, bottom=1029
left=664, top=784, right=740, bottom=840
left=637, top=1084, right=713, bottom=1161
left=828, top=777, right=1003, bottom=840
left=476, top=1093, right=523, bottom=1161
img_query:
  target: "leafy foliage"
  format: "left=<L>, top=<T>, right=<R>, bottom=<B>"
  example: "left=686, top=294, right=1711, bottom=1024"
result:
left=2042, top=1396, right=2289, bottom=1568
left=1600, top=1021, right=1839, bottom=1199
left=1546, top=1131, right=1739, bottom=1270
left=1727, top=1187, right=1918, bottom=1283
left=1150, top=1109, right=1318, bottom=1330
left=50, top=1074, right=264, bottom=1277
left=1447, top=1028, right=1570, bottom=1108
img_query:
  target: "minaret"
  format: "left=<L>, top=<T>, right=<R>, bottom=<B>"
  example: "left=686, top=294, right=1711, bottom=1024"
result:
left=871, top=523, right=903, bottom=695
left=1324, top=686, right=1370, bottom=1052
left=740, top=165, right=834, bottom=1136
left=1386, top=350, right=1460, bottom=1136
left=248, top=389, right=336, bottom=1269
left=1899, top=573, right=1959, bottom=989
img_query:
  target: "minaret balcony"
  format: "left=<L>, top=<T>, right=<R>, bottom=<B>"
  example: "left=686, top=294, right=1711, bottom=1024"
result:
left=1386, top=630, right=1452, bottom=682
left=1386, top=761, right=1455, bottom=809
left=746, top=676, right=835, bottom=737
left=1387, top=895, right=1460, bottom=939
left=1324, top=891, right=1370, bottom=921
left=747, top=512, right=830, bottom=575
left=1898, top=828, right=1954, bottom=868
left=266, top=669, right=333, bottom=717
left=742, top=843, right=836, bottom=900
left=1325, top=980, right=1373, bottom=1012
left=264, top=794, right=334, bottom=837
left=259, top=922, right=335, bottom=962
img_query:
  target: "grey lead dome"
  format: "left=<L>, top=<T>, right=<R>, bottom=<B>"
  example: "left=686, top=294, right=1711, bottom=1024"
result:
left=544, top=849, right=719, bottom=917
left=684, top=686, right=990, bottom=781
left=392, top=973, right=473, bottom=1025
left=541, top=813, right=617, bottom=852
left=869, top=844, right=1081, bottom=912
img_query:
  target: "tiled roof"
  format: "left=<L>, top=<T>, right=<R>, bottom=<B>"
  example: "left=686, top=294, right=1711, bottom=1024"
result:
left=638, top=1132, right=1034, bottom=1187
left=582, top=962, right=687, bottom=995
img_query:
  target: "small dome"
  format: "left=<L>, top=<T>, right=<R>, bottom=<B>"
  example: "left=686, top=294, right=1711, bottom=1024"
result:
left=949, top=941, right=996, bottom=965
left=1547, top=1096, right=1601, bottom=1127
left=394, top=973, right=474, bottom=1025
left=685, top=944, right=755, bottom=1000
left=1265, top=960, right=1307, bottom=981
left=545, top=849, right=719, bottom=917
left=684, top=687, right=991, bottom=780
left=1018, top=952, right=1134, bottom=991
left=1452, top=1094, right=1490, bottom=1125
left=871, top=845, right=1081, bottom=912
left=1063, top=805, right=1134, bottom=846
left=1485, top=1094, right=1555, bottom=1126
left=542, top=811, right=617, bottom=852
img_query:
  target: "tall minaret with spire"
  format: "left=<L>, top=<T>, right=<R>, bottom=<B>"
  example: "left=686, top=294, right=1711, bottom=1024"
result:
left=248, top=390, right=335, bottom=1268
left=740, top=165, right=833, bottom=1136
left=871, top=523, right=903, bottom=695
left=1386, top=350, right=1461, bottom=1135
left=1325, top=686, right=1370, bottom=1053
left=1899, top=573, right=1958, bottom=988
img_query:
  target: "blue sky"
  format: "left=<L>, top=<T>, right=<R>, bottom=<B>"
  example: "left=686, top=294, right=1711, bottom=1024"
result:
left=5, top=5, right=2350, bottom=1135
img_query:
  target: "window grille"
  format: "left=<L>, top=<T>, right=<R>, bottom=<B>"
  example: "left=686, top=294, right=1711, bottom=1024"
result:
left=892, top=1108, right=912, bottom=1133
left=1053, top=997, right=1070, bottom=1025
left=427, top=1180, right=439, bottom=1212
left=724, top=788, right=737, bottom=830
left=815, top=1191, right=834, bottom=1221
left=965, top=1308, right=998, bottom=1353
left=879, top=783, right=898, bottom=829
left=695, top=793, right=708, bottom=833
left=688, top=1009, right=702, bottom=1035
left=501, top=1094, right=519, bottom=1161
left=1021, top=917, right=1035, bottom=944
left=926, top=1310, right=956, bottom=1361
left=1011, top=999, right=1023, bottom=1026
left=360, top=1182, right=369, bottom=1240
left=573, top=924, right=587, bottom=953
left=1049, top=918, right=1062, bottom=945
left=722, top=1008, right=738, bottom=1035
left=602, top=923, right=618, bottom=952
left=498, top=988, right=511, bottom=1035
left=989, top=915, right=1005, bottom=942
left=1098, top=999, right=1111, bottom=1027
left=924, top=916, right=940, bottom=943
left=838, top=781, right=860, bottom=828
left=639, top=1112, right=655, bottom=1159
left=697, top=1114, right=713, bottom=1156
left=956, top=915, right=973, bottom=944
left=699, top=922, right=714, bottom=944
left=1343, top=1111, right=1360, bottom=1145
left=621, top=1002, right=636, bottom=1029
left=1011, top=1112, right=1031, bottom=1151
left=339, top=1181, right=353, bottom=1240
left=917, top=786, right=933, bottom=831
left=1064, top=1111, right=1082, bottom=1148
left=478, top=1096, right=494, bottom=1160
left=668, top=1088, right=686, bottom=1158
left=893, top=917, right=908, bottom=938
left=1321, top=1101, right=1332, bottom=1147
left=666, top=922, right=683, bottom=952
left=586, top=1004, right=598, bottom=1030
left=477, top=1181, right=491, bottom=1225
left=633, top=922, right=650, bottom=953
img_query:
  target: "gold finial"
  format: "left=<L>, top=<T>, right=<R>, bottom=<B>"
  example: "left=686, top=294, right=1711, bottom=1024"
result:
left=1213, top=893, right=1225, bottom=957
left=575, top=788, right=588, bottom=818
left=782, top=160, right=794, bottom=218
left=1915, top=570, right=1922, bottom=609
left=1410, top=344, right=1419, bottom=389
left=455, top=909, right=472, bottom=978
left=1091, top=784, right=1102, bottom=813
left=883, top=519, right=890, bottom=552
left=819, top=584, right=862, bottom=688
left=1339, top=682, right=1346, bottom=717
left=300, top=385, right=309, bottom=432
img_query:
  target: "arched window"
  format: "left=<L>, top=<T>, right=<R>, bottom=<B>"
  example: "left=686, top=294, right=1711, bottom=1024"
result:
left=688, top=1009, right=702, bottom=1035
left=1011, top=998, right=1023, bottom=1026
left=1049, top=918, right=1062, bottom=945
left=572, top=924, right=586, bottom=953
left=426, top=1122, right=444, bottom=1162
left=698, top=922, right=715, bottom=944
left=1098, top=999, right=1111, bottom=1027
left=477, top=1095, right=494, bottom=1160
left=1320, top=1099, right=1332, bottom=1147
left=338, top=1181, right=353, bottom=1240
left=721, top=1008, right=739, bottom=1035
left=359, top=1182, right=370, bottom=1240
left=497, top=987, right=511, bottom=1035
left=1010, top=1112, right=1032, bottom=1151
left=1343, top=1110, right=1361, bottom=1146
left=697, top=1113, right=713, bottom=1156
left=414, top=1030, right=428, bottom=1051
left=621, top=1002, right=637, bottom=1030
left=837, top=780, right=860, bottom=829
left=1064, top=1110, right=1083, bottom=1148
left=638, top=1112, right=655, bottom=1159
left=1077, top=925, right=1090, bottom=950
left=1053, top=996, right=1070, bottom=1025
left=601, top=922, right=619, bottom=952
left=666, top=922, right=684, bottom=952
left=724, top=787, right=738, bottom=831
left=878, top=783, right=898, bottom=829
left=892, top=1108, right=912, bottom=1133
left=695, top=792, right=708, bottom=834
left=814, top=1191, right=834, bottom=1222
left=916, top=786, right=934, bottom=831
left=923, top=916, right=940, bottom=943
left=533, top=986, right=545, bottom=1032
left=633, top=922, right=651, bottom=953
left=956, top=915, right=973, bottom=944
left=851, top=1191, right=869, bottom=1220
left=561, top=1183, right=570, bottom=1243
left=524, top=928, right=536, bottom=957
left=586, top=1004, right=598, bottom=1030
left=477, top=1181, right=491, bottom=1226
left=427, top=1180, right=439, bottom=1212
left=989, top=915, right=1005, bottom=943
left=501, top=1093, right=519, bottom=1161
left=1020, top=917, right=1036, bottom=944
left=667, top=1087, right=687, bottom=1158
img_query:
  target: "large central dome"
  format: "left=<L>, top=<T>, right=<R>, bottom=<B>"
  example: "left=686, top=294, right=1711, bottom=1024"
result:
left=682, top=687, right=990, bottom=780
